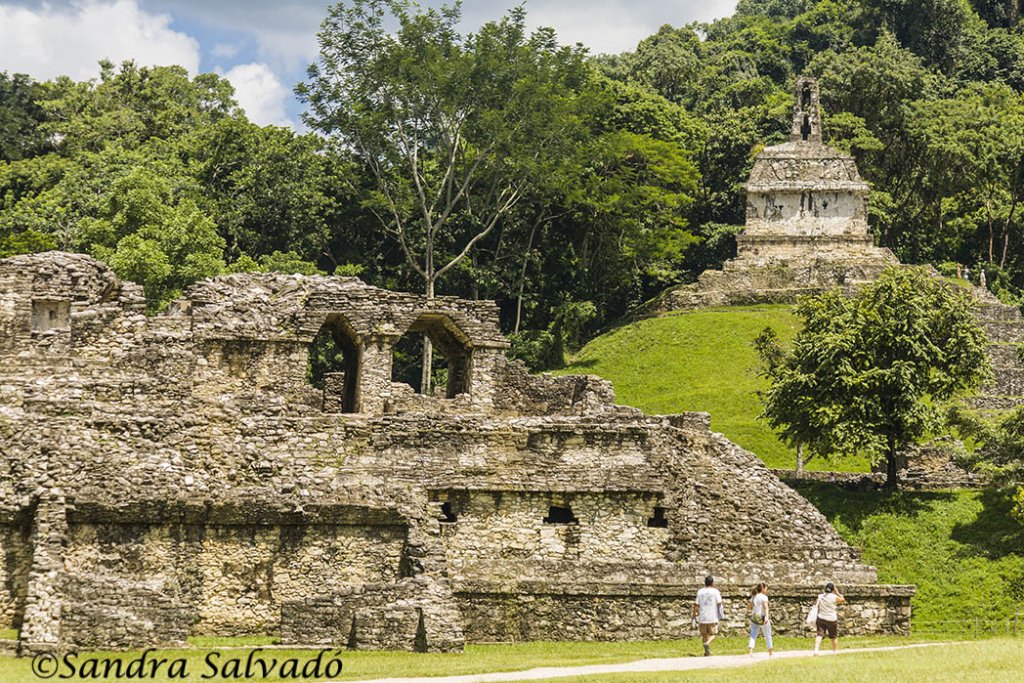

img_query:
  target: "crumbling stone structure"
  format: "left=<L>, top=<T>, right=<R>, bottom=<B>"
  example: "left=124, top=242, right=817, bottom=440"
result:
left=969, top=287, right=1024, bottom=410
left=650, top=76, right=1024, bottom=413
left=0, top=250, right=912, bottom=655
left=653, top=77, right=899, bottom=312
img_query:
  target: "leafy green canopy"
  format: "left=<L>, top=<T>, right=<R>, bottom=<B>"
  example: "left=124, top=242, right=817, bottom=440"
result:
left=7, top=0, right=1024, bottom=360
left=294, top=0, right=701, bottom=374
left=950, top=405, right=1024, bottom=526
left=760, top=267, right=990, bottom=486
left=598, top=0, right=1024, bottom=319
left=299, top=0, right=610, bottom=297
left=0, top=61, right=347, bottom=310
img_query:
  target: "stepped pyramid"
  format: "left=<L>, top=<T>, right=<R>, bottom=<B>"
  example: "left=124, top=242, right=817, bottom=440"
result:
left=654, top=76, right=899, bottom=311
left=652, top=75, right=1024, bottom=415
left=970, top=287, right=1024, bottom=410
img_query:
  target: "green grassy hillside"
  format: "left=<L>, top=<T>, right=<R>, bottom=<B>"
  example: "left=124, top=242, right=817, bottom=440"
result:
left=560, top=305, right=870, bottom=471
left=795, top=483, right=1024, bottom=636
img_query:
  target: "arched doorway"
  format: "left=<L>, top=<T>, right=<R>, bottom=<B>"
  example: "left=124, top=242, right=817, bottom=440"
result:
left=308, top=314, right=360, bottom=413
left=391, top=313, right=471, bottom=398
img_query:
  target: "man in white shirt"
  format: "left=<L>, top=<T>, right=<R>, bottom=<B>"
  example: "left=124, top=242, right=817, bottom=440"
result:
left=691, top=575, right=724, bottom=656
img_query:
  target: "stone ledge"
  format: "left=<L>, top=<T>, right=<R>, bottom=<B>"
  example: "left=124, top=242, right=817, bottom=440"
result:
left=452, top=580, right=916, bottom=599
left=772, top=468, right=988, bottom=491
left=64, top=500, right=410, bottom=526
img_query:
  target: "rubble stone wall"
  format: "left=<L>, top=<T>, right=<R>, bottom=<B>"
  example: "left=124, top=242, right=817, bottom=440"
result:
left=455, top=583, right=913, bottom=642
left=63, top=519, right=408, bottom=636
left=280, top=577, right=464, bottom=653
left=433, top=491, right=671, bottom=564
left=0, top=251, right=913, bottom=653
left=60, top=574, right=190, bottom=650
left=0, top=521, right=31, bottom=631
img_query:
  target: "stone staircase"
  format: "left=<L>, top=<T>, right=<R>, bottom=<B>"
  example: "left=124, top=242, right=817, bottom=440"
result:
left=646, top=259, right=894, bottom=314
left=971, top=287, right=1024, bottom=411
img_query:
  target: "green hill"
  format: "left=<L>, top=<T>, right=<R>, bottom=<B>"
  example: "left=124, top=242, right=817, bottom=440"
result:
left=560, top=305, right=868, bottom=471
left=795, top=483, right=1024, bottom=635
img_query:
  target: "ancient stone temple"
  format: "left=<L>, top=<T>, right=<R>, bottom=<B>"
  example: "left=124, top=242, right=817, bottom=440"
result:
left=0, top=251, right=912, bottom=655
left=656, top=76, right=899, bottom=311
left=650, top=76, right=1024, bottom=413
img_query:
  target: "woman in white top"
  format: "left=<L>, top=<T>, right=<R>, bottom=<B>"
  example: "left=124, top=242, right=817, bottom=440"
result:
left=813, top=581, right=845, bottom=654
left=747, top=583, right=774, bottom=657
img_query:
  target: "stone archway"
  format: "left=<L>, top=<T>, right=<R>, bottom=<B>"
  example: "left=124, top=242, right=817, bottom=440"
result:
left=391, top=313, right=472, bottom=398
left=309, top=313, right=361, bottom=413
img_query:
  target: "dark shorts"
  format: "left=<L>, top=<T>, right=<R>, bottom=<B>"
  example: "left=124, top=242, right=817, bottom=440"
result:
left=816, top=617, right=838, bottom=639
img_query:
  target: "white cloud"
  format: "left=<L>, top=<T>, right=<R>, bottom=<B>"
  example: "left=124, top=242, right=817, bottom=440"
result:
left=144, top=0, right=324, bottom=70
left=224, top=62, right=293, bottom=128
left=0, top=0, right=200, bottom=80
left=521, top=0, right=739, bottom=55
left=524, top=3, right=654, bottom=55
left=143, top=0, right=739, bottom=71
left=211, top=42, right=240, bottom=59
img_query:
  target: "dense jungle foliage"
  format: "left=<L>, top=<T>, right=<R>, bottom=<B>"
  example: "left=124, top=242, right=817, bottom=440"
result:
left=3, top=0, right=1024, bottom=368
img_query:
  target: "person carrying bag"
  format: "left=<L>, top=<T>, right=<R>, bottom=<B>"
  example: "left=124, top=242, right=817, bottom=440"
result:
left=811, top=582, right=845, bottom=654
left=747, top=583, right=774, bottom=657
left=806, top=598, right=818, bottom=624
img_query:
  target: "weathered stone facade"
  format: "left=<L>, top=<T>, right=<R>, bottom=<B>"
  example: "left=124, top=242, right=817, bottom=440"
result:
left=0, top=250, right=912, bottom=655
left=652, top=77, right=899, bottom=313
left=649, top=76, right=1024, bottom=414
left=969, top=287, right=1024, bottom=410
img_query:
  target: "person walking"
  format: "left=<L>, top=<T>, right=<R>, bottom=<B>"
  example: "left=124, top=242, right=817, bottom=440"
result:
left=747, top=583, right=774, bottom=657
left=692, top=575, right=724, bottom=656
left=813, top=582, right=845, bottom=654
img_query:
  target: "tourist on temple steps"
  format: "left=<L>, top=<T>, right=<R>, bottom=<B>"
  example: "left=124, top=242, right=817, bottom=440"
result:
left=747, top=583, right=774, bottom=657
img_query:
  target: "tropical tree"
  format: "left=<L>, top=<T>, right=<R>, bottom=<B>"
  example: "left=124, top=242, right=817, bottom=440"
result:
left=0, top=72, right=52, bottom=162
left=38, top=60, right=237, bottom=155
left=180, top=117, right=350, bottom=265
left=758, top=267, right=990, bottom=487
left=904, top=83, right=1024, bottom=267
left=299, top=0, right=599, bottom=389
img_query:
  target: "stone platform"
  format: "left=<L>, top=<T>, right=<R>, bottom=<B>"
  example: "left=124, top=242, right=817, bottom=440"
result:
left=650, top=76, right=899, bottom=313
left=0, top=251, right=914, bottom=654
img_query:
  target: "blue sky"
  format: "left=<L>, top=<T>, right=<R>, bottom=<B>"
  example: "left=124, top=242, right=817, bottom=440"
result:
left=0, top=1, right=738, bottom=128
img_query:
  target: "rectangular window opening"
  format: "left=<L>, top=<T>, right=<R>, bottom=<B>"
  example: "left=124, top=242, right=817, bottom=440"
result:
left=439, top=501, right=457, bottom=524
left=543, top=505, right=577, bottom=524
left=31, top=300, right=70, bottom=332
left=647, top=506, right=669, bottom=528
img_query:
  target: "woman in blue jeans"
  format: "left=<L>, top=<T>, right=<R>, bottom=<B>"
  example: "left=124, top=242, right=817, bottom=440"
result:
left=747, top=583, right=774, bottom=657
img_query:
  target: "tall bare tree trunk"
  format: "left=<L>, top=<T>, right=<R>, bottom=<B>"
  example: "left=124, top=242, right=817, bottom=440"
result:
left=421, top=277, right=434, bottom=395
left=514, top=216, right=541, bottom=334
left=1001, top=195, right=1018, bottom=269
left=796, top=443, right=804, bottom=474
left=987, top=196, right=995, bottom=263
left=421, top=337, right=433, bottom=394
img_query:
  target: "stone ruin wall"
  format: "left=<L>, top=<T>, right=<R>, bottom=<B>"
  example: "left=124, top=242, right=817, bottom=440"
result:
left=642, top=76, right=899, bottom=316
left=645, top=74, right=1024, bottom=417
left=0, top=252, right=913, bottom=654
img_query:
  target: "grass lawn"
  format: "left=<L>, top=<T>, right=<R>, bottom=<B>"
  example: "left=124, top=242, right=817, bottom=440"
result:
left=559, top=305, right=874, bottom=471
left=529, top=639, right=1024, bottom=682
left=0, top=635, right=951, bottom=682
left=794, top=483, right=1024, bottom=635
